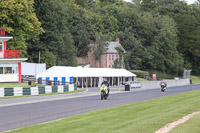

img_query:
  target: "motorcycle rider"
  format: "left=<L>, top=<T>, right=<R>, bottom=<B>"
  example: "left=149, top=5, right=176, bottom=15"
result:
left=101, top=78, right=110, bottom=95
left=160, top=81, right=167, bottom=89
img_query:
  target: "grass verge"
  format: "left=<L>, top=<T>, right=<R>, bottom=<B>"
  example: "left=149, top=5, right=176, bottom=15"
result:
left=136, top=77, right=148, bottom=81
left=190, top=75, right=200, bottom=84
left=0, top=83, right=48, bottom=87
left=7, top=89, right=200, bottom=133
left=0, top=83, right=29, bottom=87
left=170, top=113, right=200, bottom=133
left=0, top=90, right=84, bottom=100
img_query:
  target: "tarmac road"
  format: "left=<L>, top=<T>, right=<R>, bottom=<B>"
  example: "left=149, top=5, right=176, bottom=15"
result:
left=0, top=84, right=199, bottom=132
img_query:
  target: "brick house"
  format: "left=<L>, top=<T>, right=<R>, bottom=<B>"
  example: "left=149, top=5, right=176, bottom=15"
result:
left=76, top=38, right=125, bottom=68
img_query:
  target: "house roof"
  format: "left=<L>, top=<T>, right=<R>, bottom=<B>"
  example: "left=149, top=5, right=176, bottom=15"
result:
left=36, top=66, right=136, bottom=78
left=105, top=41, right=125, bottom=54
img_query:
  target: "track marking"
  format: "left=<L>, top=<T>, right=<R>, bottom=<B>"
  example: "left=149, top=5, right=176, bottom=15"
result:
left=0, top=91, right=128, bottom=108
left=155, top=110, right=200, bottom=133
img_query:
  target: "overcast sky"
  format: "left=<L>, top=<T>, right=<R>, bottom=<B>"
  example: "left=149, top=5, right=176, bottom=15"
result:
left=125, top=0, right=196, bottom=4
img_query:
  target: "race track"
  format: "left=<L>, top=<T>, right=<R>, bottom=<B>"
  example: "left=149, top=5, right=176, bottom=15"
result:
left=0, top=84, right=199, bottom=132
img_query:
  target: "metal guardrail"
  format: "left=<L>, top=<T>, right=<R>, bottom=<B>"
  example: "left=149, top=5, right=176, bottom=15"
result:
left=130, top=81, right=141, bottom=88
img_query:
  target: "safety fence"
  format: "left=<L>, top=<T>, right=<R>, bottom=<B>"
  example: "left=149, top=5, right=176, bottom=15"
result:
left=130, top=79, right=190, bottom=90
left=0, top=84, right=77, bottom=97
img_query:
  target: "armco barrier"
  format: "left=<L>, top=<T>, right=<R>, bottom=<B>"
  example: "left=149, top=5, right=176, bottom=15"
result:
left=0, top=84, right=75, bottom=97
left=133, top=79, right=190, bottom=90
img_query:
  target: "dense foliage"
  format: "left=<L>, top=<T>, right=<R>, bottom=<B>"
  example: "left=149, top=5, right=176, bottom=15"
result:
left=0, top=0, right=199, bottom=74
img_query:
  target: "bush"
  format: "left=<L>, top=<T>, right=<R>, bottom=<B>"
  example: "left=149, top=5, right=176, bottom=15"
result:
left=130, top=70, right=149, bottom=78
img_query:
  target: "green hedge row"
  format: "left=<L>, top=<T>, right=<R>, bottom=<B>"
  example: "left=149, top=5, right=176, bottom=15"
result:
left=130, top=69, right=178, bottom=79
left=146, top=69, right=177, bottom=79
left=129, top=70, right=149, bottom=78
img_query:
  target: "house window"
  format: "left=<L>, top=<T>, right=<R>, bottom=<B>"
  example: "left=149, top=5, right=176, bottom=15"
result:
left=109, top=65, right=111, bottom=68
left=112, top=55, right=114, bottom=60
left=0, top=42, right=3, bottom=50
left=4, top=67, right=12, bottom=74
left=109, top=55, right=111, bottom=60
left=0, top=64, right=18, bottom=74
left=0, top=67, right=3, bottom=74
left=116, top=55, right=118, bottom=59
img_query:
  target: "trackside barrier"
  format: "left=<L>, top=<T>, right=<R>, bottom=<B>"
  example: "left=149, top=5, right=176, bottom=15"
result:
left=130, top=79, right=190, bottom=90
left=0, top=84, right=76, bottom=97
left=130, top=81, right=141, bottom=88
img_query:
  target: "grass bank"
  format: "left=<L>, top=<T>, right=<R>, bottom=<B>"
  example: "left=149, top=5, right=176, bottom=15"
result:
left=8, top=89, right=200, bottom=133
left=0, top=83, right=29, bottom=87
left=0, top=83, right=47, bottom=87
left=190, top=75, right=200, bottom=84
left=136, top=77, right=148, bottom=81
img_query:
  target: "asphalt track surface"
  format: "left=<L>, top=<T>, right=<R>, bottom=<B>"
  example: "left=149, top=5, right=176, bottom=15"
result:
left=0, top=84, right=200, bottom=132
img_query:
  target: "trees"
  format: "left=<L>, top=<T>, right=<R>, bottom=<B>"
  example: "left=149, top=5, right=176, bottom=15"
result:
left=1, top=0, right=199, bottom=74
left=92, top=34, right=110, bottom=67
left=0, top=0, right=43, bottom=57
left=30, top=0, right=77, bottom=68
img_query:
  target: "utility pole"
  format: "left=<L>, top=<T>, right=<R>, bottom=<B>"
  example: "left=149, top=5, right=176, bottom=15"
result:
left=38, top=51, right=40, bottom=63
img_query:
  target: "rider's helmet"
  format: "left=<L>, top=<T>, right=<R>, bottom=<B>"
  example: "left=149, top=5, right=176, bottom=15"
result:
left=103, top=78, right=107, bottom=82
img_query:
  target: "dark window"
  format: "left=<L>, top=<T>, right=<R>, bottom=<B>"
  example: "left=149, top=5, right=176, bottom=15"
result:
left=0, top=42, right=3, bottom=50
left=112, top=55, right=114, bottom=60
left=0, top=67, right=3, bottom=74
left=116, top=55, right=118, bottom=59
left=4, top=67, right=12, bottom=74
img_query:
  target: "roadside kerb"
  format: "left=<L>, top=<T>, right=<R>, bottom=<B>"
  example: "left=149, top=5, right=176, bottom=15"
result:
left=0, top=84, right=75, bottom=97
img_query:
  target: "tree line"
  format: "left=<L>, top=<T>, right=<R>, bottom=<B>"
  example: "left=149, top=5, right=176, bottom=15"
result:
left=0, top=0, right=199, bottom=75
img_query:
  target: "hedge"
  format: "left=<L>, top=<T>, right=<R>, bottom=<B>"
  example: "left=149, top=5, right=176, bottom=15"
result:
left=129, top=70, right=149, bottom=78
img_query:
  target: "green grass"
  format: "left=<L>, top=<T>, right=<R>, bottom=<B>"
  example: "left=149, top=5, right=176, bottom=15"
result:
left=170, top=113, right=200, bottom=133
left=8, top=89, right=200, bottom=133
left=190, top=75, right=200, bottom=84
left=0, top=90, right=84, bottom=100
left=136, top=77, right=148, bottom=81
left=0, top=83, right=48, bottom=87
left=0, top=83, right=29, bottom=87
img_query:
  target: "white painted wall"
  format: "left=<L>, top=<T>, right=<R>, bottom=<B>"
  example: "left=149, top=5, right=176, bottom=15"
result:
left=21, top=62, right=46, bottom=76
left=0, top=74, right=18, bottom=82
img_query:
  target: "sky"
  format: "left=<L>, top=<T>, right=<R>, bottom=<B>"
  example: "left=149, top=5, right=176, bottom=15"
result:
left=125, top=0, right=196, bottom=5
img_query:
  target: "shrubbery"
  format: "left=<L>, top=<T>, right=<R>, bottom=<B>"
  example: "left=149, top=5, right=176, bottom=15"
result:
left=146, top=69, right=178, bottom=79
left=130, top=70, right=149, bottom=78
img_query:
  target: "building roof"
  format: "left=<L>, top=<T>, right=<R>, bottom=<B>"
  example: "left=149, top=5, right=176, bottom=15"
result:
left=36, top=66, right=136, bottom=78
left=0, top=58, right=28, bottom=64
left=105, top=41, right=125, bottom=54
left=0, top=36, right=13, bottom=42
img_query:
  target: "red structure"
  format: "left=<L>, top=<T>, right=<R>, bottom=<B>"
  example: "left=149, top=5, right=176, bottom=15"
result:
left=0, top=29, right=5, bottom=36
left=1, top=50, right=21, bottom=58
left=0, top=28, right=27, bottom=82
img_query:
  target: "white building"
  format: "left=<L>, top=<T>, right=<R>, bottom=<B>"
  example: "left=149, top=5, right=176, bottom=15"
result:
left=0, top=28, right=27, bottom=82
left=36, top=66, right=136, bottom=88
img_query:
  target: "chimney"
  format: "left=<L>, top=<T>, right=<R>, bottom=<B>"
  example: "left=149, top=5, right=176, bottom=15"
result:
left=116, top=37, right=120, bottom=43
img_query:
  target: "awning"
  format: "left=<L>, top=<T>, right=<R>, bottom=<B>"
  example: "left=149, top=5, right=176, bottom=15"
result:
left=36, top=66, right=136, bottom=78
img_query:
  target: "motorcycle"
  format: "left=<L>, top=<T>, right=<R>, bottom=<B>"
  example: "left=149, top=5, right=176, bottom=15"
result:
left=100, top=85, right=109, bottom=100
left=161, top=85, right=166, bottom=92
